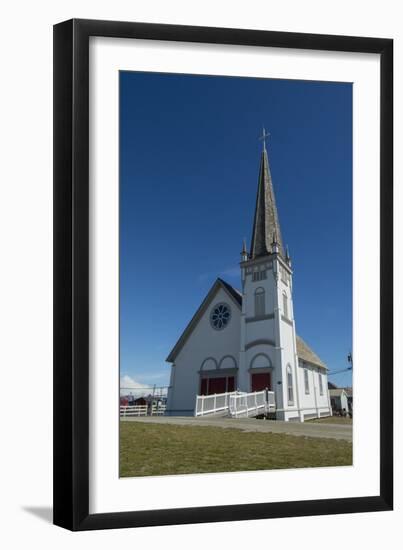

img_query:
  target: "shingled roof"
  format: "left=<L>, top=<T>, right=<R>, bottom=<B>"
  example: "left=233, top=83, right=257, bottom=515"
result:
left=250, top=148, right=284, bottom=258
left=296, top=335, right=327, bottom=370
left=329, top=388, right=347, bottom=397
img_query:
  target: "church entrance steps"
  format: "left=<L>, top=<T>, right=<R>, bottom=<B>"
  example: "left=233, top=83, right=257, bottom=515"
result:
left=195, top=390, right=276, bottom=419
left=229, top=390, right=275, bottom=418
left=194, top=391, right=237, bottom=417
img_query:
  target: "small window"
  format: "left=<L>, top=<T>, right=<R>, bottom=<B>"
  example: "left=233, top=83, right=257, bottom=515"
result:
left=319, top=372, right=324, bottom=395
left=304, top=368, right=310, bottom=394
left=287, top=365, right=294, bottom=405
left=283, top=292, right=288, bottom=318
left=254, top=287, right=265, bottom=316
left=252, top=270, right=267, bottom=282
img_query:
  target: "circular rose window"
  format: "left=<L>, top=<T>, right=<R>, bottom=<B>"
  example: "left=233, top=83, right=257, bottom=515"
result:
left=210, top=303, right=231, bottom=330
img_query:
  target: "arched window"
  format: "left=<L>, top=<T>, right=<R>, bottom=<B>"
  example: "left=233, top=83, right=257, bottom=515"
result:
left=318, top=372, right=324, bottom=395
left=283, top=291, right=288, bottom=318
left=254, top=287, right=265, bottom=317
left=304, top=367, right=310, bottom=394
left=287, top=365, right=294, bottom=405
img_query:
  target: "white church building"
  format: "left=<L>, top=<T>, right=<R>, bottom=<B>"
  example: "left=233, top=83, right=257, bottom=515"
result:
left=166, top=138, right=332, bottom=422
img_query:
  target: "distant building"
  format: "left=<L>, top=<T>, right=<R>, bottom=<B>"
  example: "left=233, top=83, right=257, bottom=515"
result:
left=120, top=393, right=138, bottom=406
left=329, top=388, right=350, bottom=415
left=166, top=137, right=332, bottom=421
left=133, top=396, right=147, bottom=406
left=120, top=394, right=167, bottom=416
left=133, top=395, right=167, bottom=415
left=344, top=387, right=353, bottom=414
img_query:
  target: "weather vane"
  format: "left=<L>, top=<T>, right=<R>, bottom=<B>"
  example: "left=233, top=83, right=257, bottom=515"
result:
left=259, top=127, right=270, bottom=151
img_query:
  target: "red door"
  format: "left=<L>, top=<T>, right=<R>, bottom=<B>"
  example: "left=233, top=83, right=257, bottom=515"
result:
left=227, top=376, right=235, bottom=392
left=251, top=372, right=271, bottom=392
left=208, top=377, right=226, bottom=395
left=200, top=376, right=236, bottom=395
left=200, top=378, right=208, bottom=395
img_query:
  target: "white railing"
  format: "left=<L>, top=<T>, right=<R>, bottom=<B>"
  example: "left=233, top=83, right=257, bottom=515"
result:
left=229, top=390, right=270, bottom=418
left=120, top=405, right=147, bottom=417
left=151, top=403, right=166, bottom=415
left=195, top=390, right=276, bottom=418
left=195, top=391, right=238, bottom=417
left=267, top=391, right=276, bottom=412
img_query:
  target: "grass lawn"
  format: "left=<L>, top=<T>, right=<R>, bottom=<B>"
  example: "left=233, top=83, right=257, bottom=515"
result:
left=307, top=416, right=353, bottom=425
left=120, top=421, right=352, bottom=477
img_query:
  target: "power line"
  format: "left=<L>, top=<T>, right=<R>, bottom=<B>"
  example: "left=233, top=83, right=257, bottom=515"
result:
left=328, top=367, right=352, bottom=376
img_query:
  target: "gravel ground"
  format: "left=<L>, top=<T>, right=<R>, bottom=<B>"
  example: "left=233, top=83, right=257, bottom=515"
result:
left=121, top=415, right=352, bottom=442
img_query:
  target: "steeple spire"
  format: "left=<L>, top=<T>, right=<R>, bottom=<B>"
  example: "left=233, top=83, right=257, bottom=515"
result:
left=250, top=133, right=284, bottom=258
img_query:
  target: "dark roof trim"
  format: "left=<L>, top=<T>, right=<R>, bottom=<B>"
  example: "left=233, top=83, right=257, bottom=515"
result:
left=217, top=278, right=242, bottom=306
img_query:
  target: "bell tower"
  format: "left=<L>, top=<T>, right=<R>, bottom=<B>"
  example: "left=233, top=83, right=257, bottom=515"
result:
left=238, top=131, right=302, bottom=421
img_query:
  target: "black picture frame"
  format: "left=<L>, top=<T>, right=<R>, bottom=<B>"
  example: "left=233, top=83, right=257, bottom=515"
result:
left=53, top=18, right=393, bottom=531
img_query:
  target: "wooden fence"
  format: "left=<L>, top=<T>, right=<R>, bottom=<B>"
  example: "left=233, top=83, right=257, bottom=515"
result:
left=120, top=404, right=167, bottom=417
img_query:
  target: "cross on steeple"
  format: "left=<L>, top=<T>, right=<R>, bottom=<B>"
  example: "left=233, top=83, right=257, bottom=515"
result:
left=259, top=127, right=270, bottom=151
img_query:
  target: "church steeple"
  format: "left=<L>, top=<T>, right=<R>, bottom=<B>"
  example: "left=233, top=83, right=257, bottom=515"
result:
left=250, top=130, right=284, bottom=259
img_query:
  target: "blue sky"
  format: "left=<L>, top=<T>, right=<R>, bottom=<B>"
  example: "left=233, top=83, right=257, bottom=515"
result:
left=120, top=71, right=352, bottom=391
